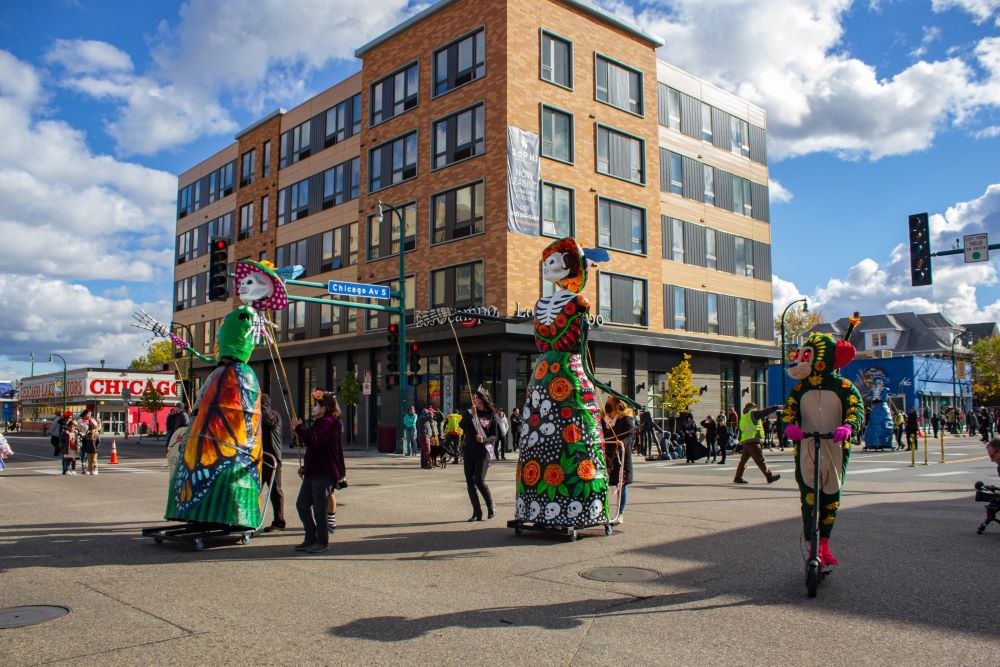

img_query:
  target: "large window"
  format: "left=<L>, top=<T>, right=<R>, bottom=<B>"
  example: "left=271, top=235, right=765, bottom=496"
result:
left=540, top=31, right=571, bottom=88
left=703, top=164, right=715, bottom=205
left=208, top=161, right=234, bottom=203
left=672, top=286, right=686, bottom=330
left=598, top=273, right=647, bottom=326
left=595, top=55, right=642, bottom=114
left=736, top=298, right=755, bottom=338
left=731, top=116, right=750, bottom=157
left=732, top=175, right=752, bottom=217
left=671, top=218, right=684, bottom=262
left=542, top=183, right=573, bottom=238
left=371, top=62, right=419, bottom=125
left=276, top=239, right=308, bottom=275
left=369, top=131, right=418, bottom=193
left=260, top=195, right=269, bottom=233
left=279, top=120, right=311, bottom=169
left=433, top=103, right=485, bottom=168
left=734, top=236, right=755, bottom=277
left=262, top=141, right=271, bottom=177
left=541, top=106, right=573, bottom=163
left=323, top=157, right=360, bottom=208
left=367, top=202, right=416, bottom=261
left=238, top=202, right=253, bottom=240
left=431, top=261, right=485, bottom=309
left=321, top=222, right=358, bottom=272
left=597, top=198, right=645, bottom=255
left=175, top=226, right=201, bottom=264
left=701, top=104, right=713, bottom=142
left=240, top=149, right=255, bottom=186
left=707, top=293, right=719, bottom=334
left=668, top=151, right=682, bottom=194
left=667, top=86, right=681, bottom=130
left=366, top=275, right=415, bottom=330
left=434, top=28, right=486, bottom=96
left=325, top=93, right=362, bottom=146
left=431, top=181, right=485, bottom=244
left=705, top=227, right=717, bottom=269
left=277, top=178, right=309, bottom=226
left=596, top=126, right=643, bottom=184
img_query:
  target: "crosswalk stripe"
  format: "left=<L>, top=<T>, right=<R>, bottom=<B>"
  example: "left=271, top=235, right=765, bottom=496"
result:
left=847, top=467, right=898, bottom=474
left=918, top=471, right=974, bottom=477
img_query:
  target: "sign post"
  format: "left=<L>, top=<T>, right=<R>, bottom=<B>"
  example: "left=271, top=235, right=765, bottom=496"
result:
left=964, top=233, right=988, bottom=263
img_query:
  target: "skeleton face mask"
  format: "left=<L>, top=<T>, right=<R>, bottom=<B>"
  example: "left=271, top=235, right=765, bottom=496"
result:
left=542, top=252, right=571, bottom=284
left=238, top=272, right=274, bottom=304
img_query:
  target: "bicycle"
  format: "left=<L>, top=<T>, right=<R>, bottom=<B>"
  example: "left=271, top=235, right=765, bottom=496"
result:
left=802, top=430, right=835, bottom=598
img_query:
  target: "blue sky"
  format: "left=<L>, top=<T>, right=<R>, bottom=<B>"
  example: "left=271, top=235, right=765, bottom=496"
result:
left=0, top=0, right=999, bottom=380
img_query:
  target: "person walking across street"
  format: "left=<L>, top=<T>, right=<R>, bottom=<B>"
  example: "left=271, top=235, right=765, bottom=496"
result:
left=893, top=410, right=904, bottom=449
left=291, top=393, right=345, bottom=554
left=460, top=387, right=498, bottom=522
left=905, top=409, right=920, bottom=451
left=260, top=394, right=286, bottom=532
left=733, top=402, right=783, bottom=484
left=417, top=409, right=435, bottom=469
left=81, top=423, right=100, bottom=475
left=401, top=406, right=417, bottom=457
left=931, top=413, right=940, bottom=438
left=716, top=412, right=729, bottom=464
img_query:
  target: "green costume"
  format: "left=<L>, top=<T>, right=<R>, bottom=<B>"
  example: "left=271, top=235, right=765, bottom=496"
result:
left=783, top=331, right=863, bottom=539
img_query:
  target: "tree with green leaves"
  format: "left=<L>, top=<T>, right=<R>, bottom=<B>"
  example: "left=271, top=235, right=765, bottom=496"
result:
left=659, top=354, right=701, bottom=426
left=971, top=336, right=1000, bottom=406
left=130, top=340, right=174, bottom=371
left=138, top=384, right=166, bottom=435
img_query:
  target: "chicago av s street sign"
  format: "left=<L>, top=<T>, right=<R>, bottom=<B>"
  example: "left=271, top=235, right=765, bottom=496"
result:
left=328, top=280, right=391, bottom=300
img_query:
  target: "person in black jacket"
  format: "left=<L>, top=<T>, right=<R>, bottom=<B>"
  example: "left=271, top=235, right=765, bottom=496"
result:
left=905, top=409, right=920, bottom=451
left=509, top=407, right=523, bottom=452
left=701, top=415, right=718, bottom=463
left=602, top=397, right=635, bottom=523
left=460, top=387, right=498, bottom=522
left=260, top=394, right=285, bottom=532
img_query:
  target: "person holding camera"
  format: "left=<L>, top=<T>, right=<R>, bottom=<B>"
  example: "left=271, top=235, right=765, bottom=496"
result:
left=291, top=393, right=345, bottom=554
left=987, top=438, right=1000, bottom=477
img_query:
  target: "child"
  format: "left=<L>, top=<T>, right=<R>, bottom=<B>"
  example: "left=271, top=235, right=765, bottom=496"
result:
left=82, top=425, right=100, bottom=475
left=61, top=418, right=79, bottom=475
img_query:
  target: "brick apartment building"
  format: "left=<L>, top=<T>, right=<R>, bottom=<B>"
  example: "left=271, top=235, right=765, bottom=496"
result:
left=172, top=0, right=778, bottom=445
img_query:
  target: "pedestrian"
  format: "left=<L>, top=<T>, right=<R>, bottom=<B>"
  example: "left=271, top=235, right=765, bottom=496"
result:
left=602, top=397, right=634, bottom=522
left=0, top=431, right=12, bottom=471
left=291, top=392, right=345, bottom=554
left=443, top=408, right=463, bottom=464
left=733, top=402, right=783, bottom=484
left=509, top=407, right=523, bottom=452
left=49, top=412, right=63, bottom=456
left=716, top=412, right=729, bottom=464
left=762, top=414, right=773, bottom=449
left=987, top=438, right=1000, bottom=477
left=978, top=408, right=992, bottom=443
left=682, top=414, right=702, bottom=463
left=460, top=387, right=498, bottom=522
left=495, top=408, right=509, bottom=460
left=260, top=394, right=286, bottom=532
left=401, top=406, right=417, bottom=456
left=78, top=409, right=101, bottom=444
left=61, top=417, right=79, bottom=475
left=905, top=409, right=920, bottom=451
left=81, top=423, right=100, bottom=475
left=700, top=414, right=718, bottom=462
left=417, top=408, right=434, bottom=469
left=931, top=413, right=940, bottom=438
left=639, top=409, right=660, bottom=459
left=165, top=403, right=189, bottom=452
left=893, top=410, right=904, bottom=449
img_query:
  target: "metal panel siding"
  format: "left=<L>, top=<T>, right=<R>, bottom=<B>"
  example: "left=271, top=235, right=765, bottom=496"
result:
left=686, top=288, right=708, bottom=333
left=680, top=92, right=701, bottom=139
left=684, top=220, right=706, bottom=267
left=681, top=155, right=703, bottom=200
left=717, top=231, right=736, bottom=273
left=755, top=301, right=774, bottom=341
left=719, top=294, right=737, bottom=336
left=659, top=147, right=669, bottom=192
left=753, top=241, right=772, bottom=281
left=711, top=107, right=730, bottom=150
left=751, top=181, right=770, bottom=223
left=661, top=215, right=671, bottom=259
left=715, top=168, right=733, bottom=212
left=657, top=83, right=669, bottom=127
left=749, top=124, right=767, bottom=164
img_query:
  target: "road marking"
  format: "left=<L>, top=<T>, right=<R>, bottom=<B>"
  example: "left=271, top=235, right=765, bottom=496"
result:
left=35, top=466, right=157, bottom=475
left=847, top=467, right=898, bottom=475
left=917, top=471, right=974, bottom=477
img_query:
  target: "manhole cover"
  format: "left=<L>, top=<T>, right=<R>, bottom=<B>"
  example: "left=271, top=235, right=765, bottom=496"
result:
left=0, top=606, right=70, bottom=629
left=580, top=567, right=659, bottom=582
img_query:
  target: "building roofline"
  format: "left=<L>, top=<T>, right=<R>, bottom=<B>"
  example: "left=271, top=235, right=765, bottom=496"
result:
left=354, top=0, right=663, bottom=58
left=235, top=108, right=286, bottom=140
left=655, top=59, right=767, bottom=119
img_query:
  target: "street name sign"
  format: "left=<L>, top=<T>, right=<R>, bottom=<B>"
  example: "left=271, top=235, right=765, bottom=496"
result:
left=964, top=233, right=988, bottom=263
left=327, top=280, right=391, bottom=300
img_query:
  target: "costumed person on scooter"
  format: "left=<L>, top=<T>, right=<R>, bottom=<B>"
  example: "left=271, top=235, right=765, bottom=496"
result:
left=782, top=316, right=863, bottom=567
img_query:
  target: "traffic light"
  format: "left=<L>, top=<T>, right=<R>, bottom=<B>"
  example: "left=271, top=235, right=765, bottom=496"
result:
left=408, top=341, right=421, bottom=374
left=385, top=374, right=397, bottom=388
left=386, top=323, right=399, bottom=373
left=209, top=238, right=230, bottom=301
left=908, top=212, right=932, bottom=287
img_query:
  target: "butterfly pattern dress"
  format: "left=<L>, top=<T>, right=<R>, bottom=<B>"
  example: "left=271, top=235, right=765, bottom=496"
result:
left=514, top=289, right=609, bottom=527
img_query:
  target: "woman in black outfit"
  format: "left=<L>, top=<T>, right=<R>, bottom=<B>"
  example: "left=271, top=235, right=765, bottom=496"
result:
left=602, top=397, right=635, bottom=522
left=700, top=415, right=718, bottom=463
left=460, top=387, right=499, bottom=522
left=509, top=407, right=523, bottom=452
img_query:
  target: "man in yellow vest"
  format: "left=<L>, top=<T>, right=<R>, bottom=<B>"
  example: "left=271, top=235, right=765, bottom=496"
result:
left=444, top=409, right=463, bottom=464
left=734, top=402, right=783, bottom=484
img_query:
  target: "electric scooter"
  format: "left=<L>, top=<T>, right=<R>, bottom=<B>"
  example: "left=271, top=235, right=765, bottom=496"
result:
left=803, top=431, right=834, bottom=598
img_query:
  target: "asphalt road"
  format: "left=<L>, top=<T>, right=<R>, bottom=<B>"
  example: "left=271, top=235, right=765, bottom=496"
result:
left=2, top=433, right=999, bottom=666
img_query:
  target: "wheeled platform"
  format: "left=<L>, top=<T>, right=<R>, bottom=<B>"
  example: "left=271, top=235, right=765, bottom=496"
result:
left=141, top=522, right=256, bottom=551
left=508, top=519, right=615, bottom=541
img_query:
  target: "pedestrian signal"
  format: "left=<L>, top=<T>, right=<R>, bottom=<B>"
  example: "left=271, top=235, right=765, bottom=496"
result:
left=209, top=238, right=230, bottom=301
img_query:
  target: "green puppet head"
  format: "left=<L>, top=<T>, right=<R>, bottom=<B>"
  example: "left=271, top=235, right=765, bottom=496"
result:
left=787, top=314, right=860, bottom=382
left=217, top=305, right=258, bottom=362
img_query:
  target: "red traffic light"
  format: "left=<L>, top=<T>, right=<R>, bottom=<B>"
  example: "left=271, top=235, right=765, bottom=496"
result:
left=409, top=342, right=419, bottom=354
left=214, top=240, right=227, bottom=250
left=387, top=323, right=398, bottom=334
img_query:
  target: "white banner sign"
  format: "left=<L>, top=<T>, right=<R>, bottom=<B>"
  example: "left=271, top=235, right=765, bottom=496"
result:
left=507, top=126, right=541, bottom=236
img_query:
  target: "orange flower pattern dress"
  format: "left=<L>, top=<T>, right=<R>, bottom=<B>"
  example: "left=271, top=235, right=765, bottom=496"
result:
left=515, top=290, right=609, bottom=526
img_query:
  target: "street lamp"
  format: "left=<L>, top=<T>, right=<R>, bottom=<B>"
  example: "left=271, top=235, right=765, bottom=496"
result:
left=48, top=353, right=67, bottom=416
left=376, top=200, right=408, bottom=447
left=951, top=334, right=973, bottom=413
left=780, top=298, right=807, bottom=448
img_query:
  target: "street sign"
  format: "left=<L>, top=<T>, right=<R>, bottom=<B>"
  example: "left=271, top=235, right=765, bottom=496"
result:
left=328, top=280, right=391, bottom=300
left=362, top=381, right=372, bottom=396
left=964, top=233, right=988, bottom=263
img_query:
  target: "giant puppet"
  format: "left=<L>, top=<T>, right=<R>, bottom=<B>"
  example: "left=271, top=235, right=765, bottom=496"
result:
left=135, top=260, right=296, bottom=529
left=514, top=237, right=636, bottom=529
left=782, top=316, right=864, bottom=566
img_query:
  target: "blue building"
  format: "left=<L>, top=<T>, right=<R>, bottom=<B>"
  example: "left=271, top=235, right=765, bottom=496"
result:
left=0, top=381, right=16, bottom=424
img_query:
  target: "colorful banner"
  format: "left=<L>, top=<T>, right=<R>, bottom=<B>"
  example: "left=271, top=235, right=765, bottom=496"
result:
left=507, top=126, right=541, bottom=236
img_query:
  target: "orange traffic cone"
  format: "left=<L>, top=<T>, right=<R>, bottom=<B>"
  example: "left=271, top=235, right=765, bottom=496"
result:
left=109, top=439, right=120, bottom=464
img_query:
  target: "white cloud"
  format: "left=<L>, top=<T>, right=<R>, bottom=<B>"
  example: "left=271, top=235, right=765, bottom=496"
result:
left=598, top=0, right=1000, bottom=161
left=44, top=39, right=134, bottom=75
left=46, top=1, right=426, bottom=155
left=931, top=0, right=1000, bottom=24
left=768, top=178, right=793, bottom=204
left=910, top=25, right=942, bottom=59
left=973, top=125, right=1000, bottom=138
left=0, top=274, right=170, bottom=371
left=778, top=182, right=1000, bottom=323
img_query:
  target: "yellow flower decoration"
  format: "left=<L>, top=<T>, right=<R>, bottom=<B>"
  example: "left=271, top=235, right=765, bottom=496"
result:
left=787, top=397, right=797, bottom=405
left=849, top=395, right=859, bottom=404
left=825, top=501, right=839, bottom=511
left=822, top=516, right=836, bottom=526
left=808, top=375, right=823, bottom=387
left=814, top=361, right=827, bottom=372
left=804, top=492, right=814, bottom=506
